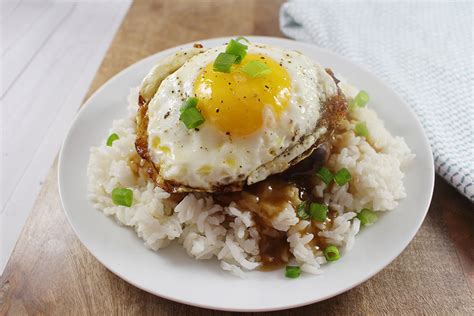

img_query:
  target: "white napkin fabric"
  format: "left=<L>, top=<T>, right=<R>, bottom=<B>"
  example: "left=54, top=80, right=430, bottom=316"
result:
left=280, top=0, right=474, bottom=202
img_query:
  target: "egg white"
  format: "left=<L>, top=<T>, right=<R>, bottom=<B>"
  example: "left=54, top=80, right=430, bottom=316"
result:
left=146, top=43, right=338, bottom=190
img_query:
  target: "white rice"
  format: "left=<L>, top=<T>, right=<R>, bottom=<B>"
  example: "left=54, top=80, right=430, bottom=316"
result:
left=87, top=87, right=413, bottom=277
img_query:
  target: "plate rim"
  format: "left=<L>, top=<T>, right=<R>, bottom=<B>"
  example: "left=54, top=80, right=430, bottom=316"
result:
left=58, top=35, right=435, bottom=312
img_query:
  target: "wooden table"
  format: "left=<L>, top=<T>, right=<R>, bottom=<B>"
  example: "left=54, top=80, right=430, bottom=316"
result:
left=1, top=1, right=473, bottom=314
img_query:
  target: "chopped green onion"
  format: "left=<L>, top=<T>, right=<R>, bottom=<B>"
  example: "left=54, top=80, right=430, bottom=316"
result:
left=180, top=97, right=199, bottom=113
left=357, top=208, right=378, bottom=226
left=349, top=90, right=370, bottom=110
left=296, top=201, right=310, bottom=220
left=112, top=188, right=133, bottom=207
left=241, top=60, right=271, bottom=78
left=179, top=97, right=205, bottom=129
left=316, top=167, right=333, bottom=185
left=285, top=266, right=301, bottom=278
left=355, top=90, right=369, bottom=106
left=324, top=245, right=340, bottom=261
left=309, top=203, right=328, bottom=222
left=354, top=121, right=369, bottom=137
left=106, top=133, right=119, bottom=146
left=334, top=168, right=352, bottom=186
left=180, top=107, right=205, bottom=129
left=213, top=53, right=238, bottom=73
left=235, top=36, right=250, bottom=43
left=225, top=39, right=247, bottom=63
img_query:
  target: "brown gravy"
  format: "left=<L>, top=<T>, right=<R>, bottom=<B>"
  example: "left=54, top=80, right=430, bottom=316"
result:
left=213, top=145, right=336, bottom=270
left=214, top=177, right=301, bottom=269
left=128, top=154, right=141, bottom=177
left=254, top=215, right=291, bottom=270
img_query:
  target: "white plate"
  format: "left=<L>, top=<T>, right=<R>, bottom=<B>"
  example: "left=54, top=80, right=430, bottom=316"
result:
left=58, top=36, right=434, bottom=312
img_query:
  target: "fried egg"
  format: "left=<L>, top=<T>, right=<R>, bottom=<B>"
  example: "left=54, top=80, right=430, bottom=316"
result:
left=137, top=42, right=345, bottom=192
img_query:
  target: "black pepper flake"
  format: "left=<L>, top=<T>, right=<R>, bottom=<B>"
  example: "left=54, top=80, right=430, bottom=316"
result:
left=258, top=98, right=261, bottom=102
left=194, top=128, right=200, bottom=131
left=264, top=85, right=269, bottom=89
left=226, top=132, right=230, bottom=135
left=279, top=63, right=283, bottom=67
left=220, top=100, right=223, bottom=103
left=228, top=82, right=231, bottom=85
left=243, top=96, right=247, bottom=99
left=164, top=111, right=170, bottom=119
left=260, top=56, right=265, bottom=59
left=171, top=90, right=175, bottom=94
left=239, top=165, right=242, bottom=168
left=216, top=108, right=220, bottom=113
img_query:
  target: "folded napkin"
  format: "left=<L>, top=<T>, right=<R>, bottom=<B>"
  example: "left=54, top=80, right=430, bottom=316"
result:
left=280, top=0, right=474, bottom=202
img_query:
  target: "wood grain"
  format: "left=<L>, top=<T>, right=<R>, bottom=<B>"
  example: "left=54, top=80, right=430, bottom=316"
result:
left=1, top=0, right=473, bottom=314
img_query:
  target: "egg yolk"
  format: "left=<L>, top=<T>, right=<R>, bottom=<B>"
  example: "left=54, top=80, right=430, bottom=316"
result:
left=193, top=54, right=291, bottom=137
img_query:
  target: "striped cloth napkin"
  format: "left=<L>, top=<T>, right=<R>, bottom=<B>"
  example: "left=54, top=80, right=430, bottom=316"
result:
left=280, top=0, right=474, bottom=202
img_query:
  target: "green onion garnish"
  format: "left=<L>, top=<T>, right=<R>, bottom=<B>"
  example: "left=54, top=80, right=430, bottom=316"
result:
left=357, top=208, right=378, bottom=226
left=316, top=167, right=333, bottom=185
left=106, top=133, right=119, bottom=146
left=354, top=121, right=369, bottom=137
left=324, top=245, right=340, bottom=261
left=179, top=98, right=205, bottom=129
left=180, top=107, right=205, bottom=129
left=235, top=36, right=250, bottom=43
left=213, top=53, right=238, bottom=73
left=179, top=97, right=199, bottom=113
left=285, top=266, right=301, bottom=278
left=225, top=39, right=248, bottom=64
left=349, top=90, right=370, bottom=110
left=241, top=60, right=271, bottom=78
left=334, top=168, right=352, bottom=186
left=112, top=188, right=133, bottom=207
left=296, top=201, right=310, bottom=220
left=309, top=203, right=328, bottom=222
